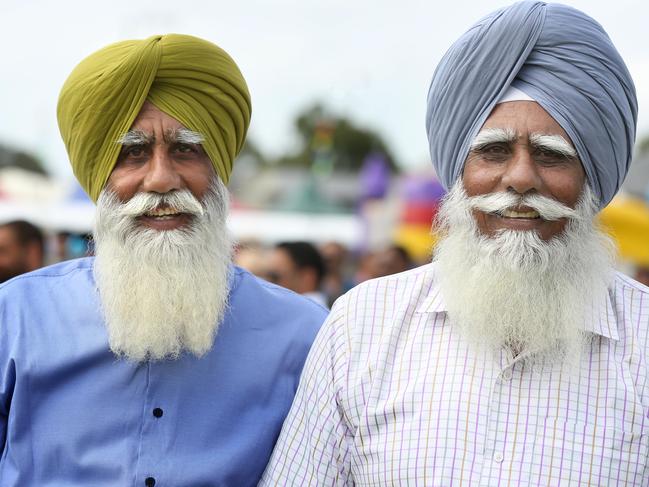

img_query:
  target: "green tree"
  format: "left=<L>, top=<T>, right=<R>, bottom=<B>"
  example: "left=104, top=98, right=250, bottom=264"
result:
left=239, top=139, right=267, bottom=166
left=0, top=143, right=47, bottom=175
left=272, top=103, right=399, bottom=172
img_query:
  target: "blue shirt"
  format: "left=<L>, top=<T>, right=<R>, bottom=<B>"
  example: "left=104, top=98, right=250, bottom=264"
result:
left=0, top=257, right=327, bottom=486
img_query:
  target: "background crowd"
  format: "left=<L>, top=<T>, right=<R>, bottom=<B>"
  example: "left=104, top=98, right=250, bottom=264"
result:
left=2, top=98, right=649, bottom=303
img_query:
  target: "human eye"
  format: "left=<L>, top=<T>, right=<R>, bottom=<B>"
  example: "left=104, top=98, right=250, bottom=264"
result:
left=534, top=148, right=574, bottom=165
left=118, top=144, right=148, bottom=162
left=472, top=143, right=510, bottom=161
left=173, top=143, right=200, bottom=155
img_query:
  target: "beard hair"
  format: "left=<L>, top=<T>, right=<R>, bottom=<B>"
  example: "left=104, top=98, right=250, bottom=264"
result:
left=93, top=180, right=233, bottom=362
left=433, top=181, right=616, bottom=367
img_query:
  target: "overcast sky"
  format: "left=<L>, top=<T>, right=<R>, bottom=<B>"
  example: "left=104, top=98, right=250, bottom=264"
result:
left=1, top=0, right=647, bottom=180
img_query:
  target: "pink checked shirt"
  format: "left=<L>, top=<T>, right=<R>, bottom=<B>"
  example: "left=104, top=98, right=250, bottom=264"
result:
left=260, top=263, right=649, bottom=486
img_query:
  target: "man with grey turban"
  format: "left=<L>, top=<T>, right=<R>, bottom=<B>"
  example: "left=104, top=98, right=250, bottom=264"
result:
left=261, top=2, right=649, bottom=485
left=0, top=35, right=327, bottom=486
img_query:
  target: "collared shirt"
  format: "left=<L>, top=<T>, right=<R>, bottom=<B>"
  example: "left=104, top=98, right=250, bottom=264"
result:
left=0, top=257, right=327, bottom=487
left=260, top=263, right=649, bottom=486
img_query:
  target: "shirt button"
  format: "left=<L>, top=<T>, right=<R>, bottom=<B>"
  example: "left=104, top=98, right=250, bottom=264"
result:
left=502, top=369, right=513, bottom=381
left=145, top=477, right=156, bottom=487
left=153, top=408, right=163, bottom=418
left=494, top=452, right=504, bottom=463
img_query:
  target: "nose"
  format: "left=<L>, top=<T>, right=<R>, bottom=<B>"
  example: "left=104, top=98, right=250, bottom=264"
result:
left=500, top=148, right=543, bottom=195
left=141, top=148, right=181, bottom=194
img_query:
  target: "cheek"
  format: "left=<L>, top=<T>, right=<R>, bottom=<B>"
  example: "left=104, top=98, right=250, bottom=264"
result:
left=183, top=161, right=216, bottom=199
left=546, top=169, right=586, bottom=207
left=187, top=177, right=212, bottom=200
left=105, top=170, right=140, bottom=202
left=462, top=164, right=500, bottom=197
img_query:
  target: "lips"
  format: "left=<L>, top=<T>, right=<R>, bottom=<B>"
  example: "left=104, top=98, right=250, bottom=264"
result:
left=137, top=206, right=194, bottom=230
left=498, top=209, right=541, bottom=219
left=144, top=207, right=183, bottom=218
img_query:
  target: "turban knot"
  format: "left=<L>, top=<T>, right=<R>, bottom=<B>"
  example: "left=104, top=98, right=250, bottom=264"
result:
left=57, top=34, right=251, bottom=202
left=425, top=1, right=637, bottom=208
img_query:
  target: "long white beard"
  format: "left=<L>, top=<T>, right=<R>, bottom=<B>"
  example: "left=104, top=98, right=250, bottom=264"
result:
left=434, top=181, right=615, bottom=365
left=93, top=181, right=233, bottom=362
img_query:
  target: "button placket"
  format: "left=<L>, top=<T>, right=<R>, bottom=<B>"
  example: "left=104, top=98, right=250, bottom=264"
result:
left=137, top=361, right=169, bottom=486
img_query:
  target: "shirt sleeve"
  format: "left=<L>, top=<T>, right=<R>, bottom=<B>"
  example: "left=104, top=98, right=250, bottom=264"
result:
left=259, top=298, right=354, bottom=486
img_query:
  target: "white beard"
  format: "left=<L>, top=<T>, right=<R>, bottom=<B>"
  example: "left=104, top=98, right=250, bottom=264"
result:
left=433, top=181, right=615, bottom=365
left=93, top=180, right=233, bottom=362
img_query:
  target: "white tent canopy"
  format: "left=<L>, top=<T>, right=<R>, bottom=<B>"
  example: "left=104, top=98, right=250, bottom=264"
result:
left=0, top=200, right=363, bottom=246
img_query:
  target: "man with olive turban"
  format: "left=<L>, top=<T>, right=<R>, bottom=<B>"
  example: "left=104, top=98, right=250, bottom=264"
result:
left=0, top=34, right=326, bottom=486
left=262, top=2, right=649, bottom=485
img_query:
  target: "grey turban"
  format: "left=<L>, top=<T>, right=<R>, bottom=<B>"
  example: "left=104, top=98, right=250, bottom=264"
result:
left=425, top=1, right=637, bottom=208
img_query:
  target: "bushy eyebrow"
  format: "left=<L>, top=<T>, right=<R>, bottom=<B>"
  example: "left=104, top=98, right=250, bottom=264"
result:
left=166, top=128, right=205, bottom=145
left=470, top=128, right=577, bottom=158
left=470, top=128, right=517, bottom=150
left=116, top=130, right=153, bottom=146
left=529, top=133, right=577, bottom=158
left=116, top=128, right=205, bottom=146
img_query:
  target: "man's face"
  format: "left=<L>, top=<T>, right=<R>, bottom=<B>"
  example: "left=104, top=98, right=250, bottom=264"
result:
left=106, top=101, right=215, bottom=231
left=0, top=227, right=27, bottom=282
left=462, top=101, right=586, bottom=241
left=267, top=248, right=302, bottom=293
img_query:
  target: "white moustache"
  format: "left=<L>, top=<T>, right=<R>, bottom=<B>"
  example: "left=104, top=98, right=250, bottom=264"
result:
left=468, top=192, right=578, bottom=221
left=119, top=190, right=205, bottom=218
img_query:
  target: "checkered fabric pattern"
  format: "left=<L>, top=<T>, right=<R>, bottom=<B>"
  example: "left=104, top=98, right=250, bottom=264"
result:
left=260, top=264, right=649, bottom=486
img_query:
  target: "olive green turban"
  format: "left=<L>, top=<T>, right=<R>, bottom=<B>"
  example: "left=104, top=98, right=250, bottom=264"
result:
left=57, top=34, right=251, bottom=202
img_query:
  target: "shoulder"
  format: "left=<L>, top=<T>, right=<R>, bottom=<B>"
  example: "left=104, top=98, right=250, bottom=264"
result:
left=0, top=257, right=100, bottom=351
left=0, top=257, right=95, bottom=301
left=614, top=271, right=649, bottom=295
left=231, top=265, right=328, bottom=314
left=610, top=271, right=649, bottom=343
left=322, top=263, right=438, bottom=350
left=611, top=271, right=649, bottom=313
left=335, top=263, right=437, bottom=319
left=228, top=265, right=328, bottom=337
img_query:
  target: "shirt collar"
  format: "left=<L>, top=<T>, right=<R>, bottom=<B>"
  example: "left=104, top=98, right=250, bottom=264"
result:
left=415, top=268, right=447, bottom=314
left=583, top=289, right=620, bottom=340
left=415, top=268, right=619, bottom=341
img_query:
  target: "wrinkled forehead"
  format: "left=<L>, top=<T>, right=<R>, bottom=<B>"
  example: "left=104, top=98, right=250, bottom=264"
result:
left=469, top=127, right=578, bottom=158
left=477, top=100, right=575, bottom=147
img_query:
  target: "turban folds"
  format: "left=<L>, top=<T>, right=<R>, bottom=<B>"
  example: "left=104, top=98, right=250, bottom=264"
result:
left=57, top=34, right=251, bottom=202
left=426, top=1, right=637, bottom=208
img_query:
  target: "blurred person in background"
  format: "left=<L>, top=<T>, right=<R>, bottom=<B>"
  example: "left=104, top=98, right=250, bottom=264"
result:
left=0, top=34, right=327, bottom=486
left=262, top=2, right=648, bottom=485
left=634, top=266, right=649, bottom=287
left=369, top=244, right=413, bottom=278
left=268, top=241, right=328, bottom=307
left=319, top=241, right=354, bottom=306
left=0, top=220, right=44, bottom=282
left=54, top=231, right=93, bottom=261
left=353, top=249, right=377, bottom=284
left=233, top=239, right=270, bottom=279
